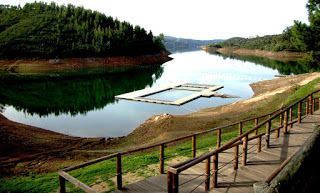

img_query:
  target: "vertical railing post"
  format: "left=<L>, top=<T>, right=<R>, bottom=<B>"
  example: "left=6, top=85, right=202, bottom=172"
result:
left=265, top=119, right=271, bottom=148
left=116, top=153, right=123, bottom=190
left=242, top=134, right=248, bottom=166
left=160, top=144, right=165, bottom=174
left=59, top=176, right=66, bottom=193
left=205, top=157, right=211, bottom=191
left=279, top=113, right=283, bottom=126
left=192, top=135, right=196, bottom=158
left=255, top=118, right=259, bottom=135
left=283, top=110, right=288, bottom=134
left=212, top=153, right=219, bottom=188
left=289, top=107, right=293, bottom=129
left=316, top=97, right=320, bottom=111
left=306, top=99, right=309, bottom=115
left=257, top=135, right=262, bottom=152
left=298, top=102, right=302, bottom=124
left=310, top=95, right=314, bottom=115
left=239, top=122, right=243, bottom=136
left=167, top=172, right=173, bottom=193
left=167, top=171, right=179, bottom=193
left=313, top=98, right=317, bottom=112
left=234, top=144, right=239, bottom=170
left=217, top=129, right=221, bottom=148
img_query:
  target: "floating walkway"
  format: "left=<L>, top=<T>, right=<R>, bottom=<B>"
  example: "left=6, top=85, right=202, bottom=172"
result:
left=115, top=83, right=225, bottom=106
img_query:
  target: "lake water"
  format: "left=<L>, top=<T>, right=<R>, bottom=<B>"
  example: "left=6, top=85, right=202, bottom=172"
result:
left=0, top=51, right=313, bottom=137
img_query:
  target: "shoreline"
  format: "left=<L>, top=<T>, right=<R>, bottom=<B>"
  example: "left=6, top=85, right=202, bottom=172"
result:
left=0, top=52, right=172, bottom=74
left=202, top=46, right=306, bottom=62
left=1, top=72, right=320, bottom=175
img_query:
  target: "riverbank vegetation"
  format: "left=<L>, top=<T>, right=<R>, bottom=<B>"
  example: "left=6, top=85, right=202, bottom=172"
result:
left=208, top=0, right=320, bottom=62
left=0, top=2, right=165, bottom=59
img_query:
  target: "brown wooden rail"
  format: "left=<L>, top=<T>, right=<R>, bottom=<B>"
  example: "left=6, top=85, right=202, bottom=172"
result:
left=166, top=90, right=319, bottom=193
left=58, top=90, right=319, bottom=193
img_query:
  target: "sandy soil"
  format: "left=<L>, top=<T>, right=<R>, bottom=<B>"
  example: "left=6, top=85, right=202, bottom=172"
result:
left=203, top=47, right=306, bottom=62
left=1, top=72, right=320, bottom=175
left=0, top=52, right=171, bottom=74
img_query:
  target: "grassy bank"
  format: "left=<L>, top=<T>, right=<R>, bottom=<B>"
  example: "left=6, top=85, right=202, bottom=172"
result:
left=1, top=77, right=320, bottom=193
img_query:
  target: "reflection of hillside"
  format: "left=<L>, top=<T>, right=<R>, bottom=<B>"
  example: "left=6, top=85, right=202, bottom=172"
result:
left=0, top=66, right=163, bottom=116
left=208, top=51, right=320, bottom=75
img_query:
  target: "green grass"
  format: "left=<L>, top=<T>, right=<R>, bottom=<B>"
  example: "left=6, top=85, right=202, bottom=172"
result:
left=285, top=77, right=320, bottom=105
left=1, top=78, right=320, bottom=193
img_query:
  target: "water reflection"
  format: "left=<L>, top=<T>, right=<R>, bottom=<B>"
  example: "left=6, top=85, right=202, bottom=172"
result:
left=0, top=66, right=163, bottom=116
left=208, top=51, right=320, bottom=75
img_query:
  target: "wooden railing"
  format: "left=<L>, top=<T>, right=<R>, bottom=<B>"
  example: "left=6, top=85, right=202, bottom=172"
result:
left=57, top=90, right=319, bottom=193
left=166, top=90, right=320, bottom=193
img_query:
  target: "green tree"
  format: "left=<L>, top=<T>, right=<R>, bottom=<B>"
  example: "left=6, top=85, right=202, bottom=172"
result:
left=0, top=2, right=166, bottom=58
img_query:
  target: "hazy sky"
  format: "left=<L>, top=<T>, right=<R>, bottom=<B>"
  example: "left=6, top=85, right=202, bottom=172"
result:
left=3, top=0, right=309, bottom=40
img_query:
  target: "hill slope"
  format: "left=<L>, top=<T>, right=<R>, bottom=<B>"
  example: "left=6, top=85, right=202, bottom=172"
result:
left=163, top=36, right=222, bottom=53
left=0, top=2, right=165, bottom=59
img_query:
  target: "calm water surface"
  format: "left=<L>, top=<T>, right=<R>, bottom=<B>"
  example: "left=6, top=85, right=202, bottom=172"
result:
left=1, top=51, right=307, bottom=137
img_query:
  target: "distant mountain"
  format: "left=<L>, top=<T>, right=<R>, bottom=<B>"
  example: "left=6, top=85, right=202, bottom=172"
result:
left=163, top=36, right=223, bottom=53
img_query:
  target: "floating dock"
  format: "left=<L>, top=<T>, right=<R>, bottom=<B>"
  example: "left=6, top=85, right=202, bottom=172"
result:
left=115, top=83, right=225, bottom=106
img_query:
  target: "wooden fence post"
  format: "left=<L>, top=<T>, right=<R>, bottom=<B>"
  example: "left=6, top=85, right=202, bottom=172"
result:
left=167, top=172, right=173, bottom=193
left=160, top=144, right=165, bottom=174
left=283, top=110, right=288, bottom=134
left=192, top=135, right=196, bottom=158
left=217, top=129, right=221, bottom=148
left=242, top=134, right=248, bottom=166
left=298, top=102, right=302, bottom=124
left=212, top=153, right=219, bottom=188
left=234, top=145, right=239, bottom=170
left=205, top=157, right=211, bottom=191
left=116, top=153, right=123, bottom=190
left=239, top=122, right=243, bottom=135
left=255, top=118, right=259, bottom=135
left=306, top=99, right=309, bottom=115
left=310, top=95, right=314, bottom=115
left=265, top=120, right=271, bottom=148
left=257, top=135, right=262, bottom=152
left=289, top=107, right=293, bottom=129
left=59, top=176, right=66, bottom=193
left=167, top=172, right=178, bottom=193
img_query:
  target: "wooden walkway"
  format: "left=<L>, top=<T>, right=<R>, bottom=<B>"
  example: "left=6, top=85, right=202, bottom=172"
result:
left=113, top=111, right=319, bottom=193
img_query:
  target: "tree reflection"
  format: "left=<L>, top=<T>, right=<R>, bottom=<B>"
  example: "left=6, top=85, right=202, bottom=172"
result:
left=0, top=66, right=163, bottom=116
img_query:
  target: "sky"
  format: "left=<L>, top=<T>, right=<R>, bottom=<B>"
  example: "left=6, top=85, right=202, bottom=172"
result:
left=2, top=0, right=309, bottom=40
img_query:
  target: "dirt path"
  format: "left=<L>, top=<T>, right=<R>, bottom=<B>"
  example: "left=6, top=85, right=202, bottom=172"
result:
left=1, top=72, right=320, bottom=175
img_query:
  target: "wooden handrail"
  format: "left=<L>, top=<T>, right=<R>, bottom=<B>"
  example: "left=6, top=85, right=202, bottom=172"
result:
left=63, top=107, right=281, bottom=172
left=63, top=153, right=118, bottom=172
left=59, top=171, right=97, bottom=193
left=168, top=91, right=318, bottom=174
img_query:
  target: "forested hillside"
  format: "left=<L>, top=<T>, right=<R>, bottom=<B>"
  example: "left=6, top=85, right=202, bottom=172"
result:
left=163, top=36, right=222, bottom=53
left=208, top=0, right=320, bottom=55
left=0, top=2, right=165, bottom=58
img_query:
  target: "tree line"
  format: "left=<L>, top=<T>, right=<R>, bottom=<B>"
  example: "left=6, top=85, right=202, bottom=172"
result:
left=209, top=0, right=320, bottom=58
left=0, top=2, right=165, bottom=58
